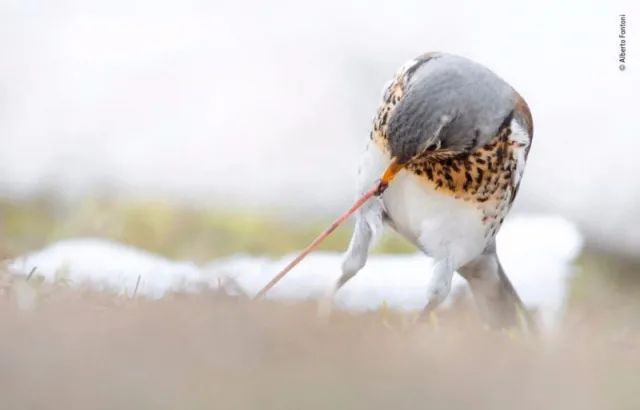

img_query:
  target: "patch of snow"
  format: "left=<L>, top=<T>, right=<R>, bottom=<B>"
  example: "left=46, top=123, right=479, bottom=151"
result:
left=7, top=214, right=583, bottom=328
left=208, top=216, right=582, bottom=327
left=8, top=238, right=207, bottom=298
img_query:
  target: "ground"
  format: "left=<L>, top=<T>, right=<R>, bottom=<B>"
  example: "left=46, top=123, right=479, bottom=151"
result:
left=0, top=276, right=639, bottom=410
left=1, top=197, right=640, bottom=409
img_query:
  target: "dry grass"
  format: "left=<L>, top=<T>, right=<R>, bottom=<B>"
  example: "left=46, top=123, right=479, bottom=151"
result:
left=0, top=271, right=639, bottom=410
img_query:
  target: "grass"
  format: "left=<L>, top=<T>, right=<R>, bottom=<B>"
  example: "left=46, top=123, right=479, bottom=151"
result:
left=0, top=195, right=413, bottom=262
left=0, top=269, right=639, bottom=410
left=3, top=195, right=640, bottom=408
left=3, top=194, right=640, bottom=314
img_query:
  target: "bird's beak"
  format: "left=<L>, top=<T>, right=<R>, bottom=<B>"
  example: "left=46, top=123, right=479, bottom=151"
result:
left=381, top=157, right=403, bottom=184
left=375, top=157, right=403, bottom=195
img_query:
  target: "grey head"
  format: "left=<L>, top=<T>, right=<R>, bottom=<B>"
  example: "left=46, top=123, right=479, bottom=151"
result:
left=386, top=53, right=530, bottom=164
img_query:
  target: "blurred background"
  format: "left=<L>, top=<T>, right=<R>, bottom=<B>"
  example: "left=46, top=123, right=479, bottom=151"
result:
left=1, top=1, right=640, bottom=408
left=0, top=0, right=638, bottom=287
left=0, top=1, right=639, bottom=302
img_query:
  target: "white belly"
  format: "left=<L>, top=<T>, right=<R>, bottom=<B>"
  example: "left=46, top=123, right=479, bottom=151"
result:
left=358, top=142, right=487, bottom=266
left=382, top=170, right=487, bottom=265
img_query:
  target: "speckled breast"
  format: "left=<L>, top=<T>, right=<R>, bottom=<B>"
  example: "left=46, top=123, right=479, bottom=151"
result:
left=369, top=56, right=531, bottom=240
left=405, top=125, right=528, bottom=238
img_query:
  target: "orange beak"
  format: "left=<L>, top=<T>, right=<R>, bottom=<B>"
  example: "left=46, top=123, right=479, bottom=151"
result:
left=375, top=157, right=403, bottom=195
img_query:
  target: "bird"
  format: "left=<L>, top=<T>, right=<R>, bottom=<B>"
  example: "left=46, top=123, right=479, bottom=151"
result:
left=331, top=52, right=534, bottom=329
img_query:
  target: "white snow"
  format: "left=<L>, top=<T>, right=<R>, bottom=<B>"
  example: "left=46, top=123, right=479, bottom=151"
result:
left=8, top=238, right=207, bottom=298
left=7, top=214, right=582, bottom=327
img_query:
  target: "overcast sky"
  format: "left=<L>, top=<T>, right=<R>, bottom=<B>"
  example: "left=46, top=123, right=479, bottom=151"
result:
left=0, top=0, right=638, bottom=252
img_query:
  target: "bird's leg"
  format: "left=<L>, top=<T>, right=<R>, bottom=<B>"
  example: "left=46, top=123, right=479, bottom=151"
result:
left=458, top=247, right=535, bottom=331
left=420, top=255, right=455, bottom=320
left=318, top=200, right=384, bottom=319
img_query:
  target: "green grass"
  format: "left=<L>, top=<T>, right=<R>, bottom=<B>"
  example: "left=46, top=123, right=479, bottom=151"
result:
left=0, top=195, right=414, bottom=261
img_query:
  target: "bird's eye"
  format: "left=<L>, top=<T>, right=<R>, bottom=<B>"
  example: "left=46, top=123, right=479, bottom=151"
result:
left=424, top=140, right=441, bottom=151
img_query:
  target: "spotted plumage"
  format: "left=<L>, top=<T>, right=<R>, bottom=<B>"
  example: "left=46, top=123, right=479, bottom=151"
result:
left=403, top=117, right=527, bottom=239
left=373, top=53, right=532, bottom=240
left=330, top=52, right=535, bottom=329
